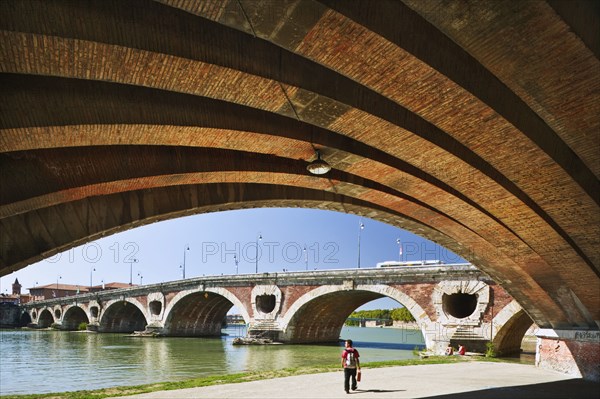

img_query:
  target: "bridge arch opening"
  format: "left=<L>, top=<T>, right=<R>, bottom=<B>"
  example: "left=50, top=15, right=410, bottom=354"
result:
left=99, top=301, right=147, bottom=333
left=442, top=293, right=478, bottom=319
left=20, top=311, right=32, bottom=327
left=286, top=290, right=387, bottom=343
left=493, top=309, right=536, bottom=357
left=149, top=300, right=162, bottom=316
left=256, top=294, right=276, bottom=314
left=62, top=306, right=90, bottom=330
left=163, top=291, right=234, bottom=337
left=37, top=309, right=54, bottom=328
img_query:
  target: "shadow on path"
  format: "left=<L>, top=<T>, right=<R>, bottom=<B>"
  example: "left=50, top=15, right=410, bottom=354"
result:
left=423, top=379, right=600, bottom=399
left=350, top=389, right=406, bottom=394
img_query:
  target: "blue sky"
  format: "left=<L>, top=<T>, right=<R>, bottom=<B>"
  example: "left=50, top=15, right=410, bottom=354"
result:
left=0, top=208, right=465, bottom=310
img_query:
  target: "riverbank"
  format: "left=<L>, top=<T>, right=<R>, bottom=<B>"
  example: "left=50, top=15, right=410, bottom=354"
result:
left=0, top=357, right=480, bottom=399
left=3, top=356, right=586, bottom=399
left=110, top=361, right=599, bottom=399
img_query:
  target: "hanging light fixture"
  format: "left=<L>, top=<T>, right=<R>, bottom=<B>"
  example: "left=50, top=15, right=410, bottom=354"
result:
left=307, top=150, right=331, bottom=175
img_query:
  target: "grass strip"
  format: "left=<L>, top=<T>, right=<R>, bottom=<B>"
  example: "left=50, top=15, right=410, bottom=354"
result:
left=0, top=356, right=511, bottom=399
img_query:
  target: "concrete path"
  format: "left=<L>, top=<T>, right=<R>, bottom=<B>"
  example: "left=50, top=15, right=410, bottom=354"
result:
left=109, top=362, right=599, bottom=399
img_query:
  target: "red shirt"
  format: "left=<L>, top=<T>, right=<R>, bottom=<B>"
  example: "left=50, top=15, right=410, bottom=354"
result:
left=342, top=347, right=360, bottom=368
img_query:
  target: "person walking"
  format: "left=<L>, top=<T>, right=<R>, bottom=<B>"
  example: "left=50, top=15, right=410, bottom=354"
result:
left=341, top=339, right=361, bottom=394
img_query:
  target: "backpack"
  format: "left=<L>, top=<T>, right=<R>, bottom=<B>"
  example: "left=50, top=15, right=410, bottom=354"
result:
left=345, top=349, right=357, bottom=367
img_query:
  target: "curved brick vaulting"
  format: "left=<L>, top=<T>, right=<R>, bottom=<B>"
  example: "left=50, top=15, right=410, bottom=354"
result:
left=0, top=1, right=598, bottom=332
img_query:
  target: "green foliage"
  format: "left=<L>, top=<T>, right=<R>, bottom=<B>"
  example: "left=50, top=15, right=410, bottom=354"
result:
left=390, top=307, right=416, bottom=322
left=485, top=341, right=498, bottom=358
left=350, top=309, right=392, bottom=320
left=78, top=322, right=88, bottom=331
left=344, top=307, right=415, bottom=326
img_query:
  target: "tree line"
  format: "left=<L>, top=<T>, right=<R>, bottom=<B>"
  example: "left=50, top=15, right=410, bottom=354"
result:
left=345, top=308, right=415, bottom=326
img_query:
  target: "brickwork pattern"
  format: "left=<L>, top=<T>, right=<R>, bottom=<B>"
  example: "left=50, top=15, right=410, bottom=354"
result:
left=1, top=0, right=598, bottom=349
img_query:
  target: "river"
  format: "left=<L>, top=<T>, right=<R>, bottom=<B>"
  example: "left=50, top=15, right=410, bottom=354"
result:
left=0, top=326, right=426, bottom=395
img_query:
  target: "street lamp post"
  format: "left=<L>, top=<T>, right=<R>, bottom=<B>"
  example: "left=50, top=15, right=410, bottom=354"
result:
left=255, top=233, right=262, bottom=273
left=182, top=244, right=190, bottom=279
left=304, top=245, right=308, bottom=271
left=357, top=219, right=365, bottom=268
left=90, top=266, right=96, bottom=290
left=130, top=259, right=139, bottom=286
left=137, top=272, right=143, bottom=285
left=55, top=275, right=62, bottom=298
left=234, top=254, right=239, bottom=275
left=396, top=238, right=403, bottom=262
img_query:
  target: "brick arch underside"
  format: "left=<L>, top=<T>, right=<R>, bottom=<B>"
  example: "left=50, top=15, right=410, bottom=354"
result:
left=62, top=306, right=89, bottom=330
left=285, top=290, right=386, bottom=343
left=99, top=302, right=147, bottom=333
left=163, top=292, right=233, bottom=337
left=493, top=309, right=535, bottom=356
left=37, top=309, right=53, bottom=328
left=0, top=0, right=598, bottom=334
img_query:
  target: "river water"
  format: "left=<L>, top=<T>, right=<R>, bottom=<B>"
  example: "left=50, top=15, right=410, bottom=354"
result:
left=0, top=326, right=425, bottom=395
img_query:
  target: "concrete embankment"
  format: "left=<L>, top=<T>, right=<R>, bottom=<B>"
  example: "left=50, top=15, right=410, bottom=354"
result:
left=109, top=362, right=599, bottom=399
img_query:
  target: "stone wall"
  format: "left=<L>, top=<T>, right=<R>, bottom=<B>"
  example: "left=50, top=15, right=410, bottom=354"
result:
left=536, top=329, right=600, bottom=382
left=0, top=303, right=21, bottom=327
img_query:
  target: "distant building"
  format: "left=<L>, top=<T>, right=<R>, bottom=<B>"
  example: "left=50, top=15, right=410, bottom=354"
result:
left=0, top=278, right=31, bottom=304
left=225, top=314, right=245, bottom=325
left=28, top=283, right=89, bottom=301
left=26, top=281, right=134, bottom=301
left=89, top=282, right=133, bottom=292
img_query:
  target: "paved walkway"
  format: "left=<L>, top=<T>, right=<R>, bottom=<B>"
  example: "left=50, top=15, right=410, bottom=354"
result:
left=110, top=362, right=599, bottom=399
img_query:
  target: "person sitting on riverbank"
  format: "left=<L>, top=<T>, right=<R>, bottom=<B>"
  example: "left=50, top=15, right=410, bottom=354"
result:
left=444, top=344, right=454, bottom=356
left=457, top=344, right=466, bottom=356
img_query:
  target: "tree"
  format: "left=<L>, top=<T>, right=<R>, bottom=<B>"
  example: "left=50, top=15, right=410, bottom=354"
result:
left=391, top=307, right=415, bottom=322
left=345, top=308, right=415, bottom=326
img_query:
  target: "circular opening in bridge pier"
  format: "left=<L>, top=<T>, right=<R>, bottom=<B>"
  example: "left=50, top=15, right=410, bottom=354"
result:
left=442, top=293, right=477, bottom=319
left=256, top=295, right=276, bottom=314
left=32, top=311, right=37, bottom=320
left=149, top=301, right=162, bottom=316
left=90, top=306, right=99, bottom=318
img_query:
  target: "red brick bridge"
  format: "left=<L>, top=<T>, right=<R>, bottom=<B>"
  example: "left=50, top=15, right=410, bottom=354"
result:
left=21, top=264, right=532, bottom=355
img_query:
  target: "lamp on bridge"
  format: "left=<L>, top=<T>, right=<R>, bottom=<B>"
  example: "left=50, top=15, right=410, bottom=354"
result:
left=137, top=272, right=143, bottom=285
left=181, top=244, right=190, bottom=279
left=304, top=245, right=308, bottom=270
left=55, top=275, right=61, bottom=298
left=234, top=254, right=239, bottom=275
left=306, top=150, right=331, bottom=175
left=357, top=219, right=365, bottom=268
left=396, top=238, right=403, bottom=262
left=130, top=258, right=139, bottom=286
left=255, top=233, right=262, bottom=273
left=90, top=266, right=96, bottom=289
